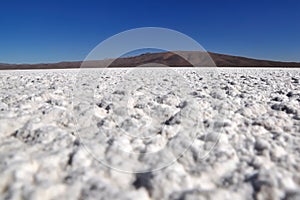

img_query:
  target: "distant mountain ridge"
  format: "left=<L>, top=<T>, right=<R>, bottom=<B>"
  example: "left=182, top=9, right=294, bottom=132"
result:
left=1, top=51, right=300, bottom=70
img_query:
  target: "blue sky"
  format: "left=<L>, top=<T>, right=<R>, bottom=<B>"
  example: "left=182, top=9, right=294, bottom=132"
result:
left=0, top=0, right=299, bottom=63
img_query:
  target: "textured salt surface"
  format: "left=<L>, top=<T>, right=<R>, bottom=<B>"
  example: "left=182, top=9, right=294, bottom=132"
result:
left=0, top=68, right=300, bottom=200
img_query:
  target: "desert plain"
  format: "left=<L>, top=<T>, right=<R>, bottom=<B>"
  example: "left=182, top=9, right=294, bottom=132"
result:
left=0, top=68, right=300, bottom=200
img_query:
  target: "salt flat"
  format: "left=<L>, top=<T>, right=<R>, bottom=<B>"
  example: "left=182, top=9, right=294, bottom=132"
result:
left=0, top=68, right=300, bottom=200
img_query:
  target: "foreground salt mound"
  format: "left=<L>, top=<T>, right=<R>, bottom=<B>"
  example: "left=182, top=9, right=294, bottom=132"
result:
left=0, top=68, right=299, bottom=200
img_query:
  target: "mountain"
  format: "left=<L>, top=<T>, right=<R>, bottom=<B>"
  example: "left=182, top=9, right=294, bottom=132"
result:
left=1, top=51, right=300, bottom=70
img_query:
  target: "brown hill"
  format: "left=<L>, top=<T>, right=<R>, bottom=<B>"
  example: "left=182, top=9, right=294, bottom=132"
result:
left=1, top=51, right=299, bottom=70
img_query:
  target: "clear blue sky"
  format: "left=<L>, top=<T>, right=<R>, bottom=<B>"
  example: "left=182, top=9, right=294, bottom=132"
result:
left=0, top=0, right=299, bottom=63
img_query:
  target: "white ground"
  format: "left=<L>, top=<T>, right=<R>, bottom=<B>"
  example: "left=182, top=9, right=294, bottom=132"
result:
left=0, top=68, right=300, bottom=200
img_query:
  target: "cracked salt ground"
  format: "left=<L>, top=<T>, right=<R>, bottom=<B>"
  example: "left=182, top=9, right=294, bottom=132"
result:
left=0, top=68, right=300, bottom=200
